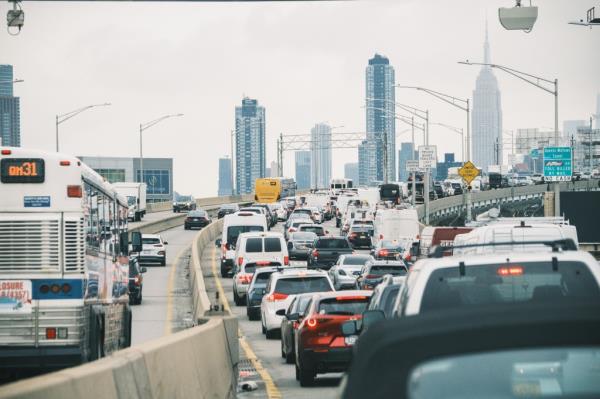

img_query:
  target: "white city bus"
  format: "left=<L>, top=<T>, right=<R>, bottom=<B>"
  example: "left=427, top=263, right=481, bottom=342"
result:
left=0, top=147, right=137, bottom=373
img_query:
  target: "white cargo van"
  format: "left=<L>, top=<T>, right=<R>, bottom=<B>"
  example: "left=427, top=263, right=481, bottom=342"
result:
left=374, top=209, right=420, bottom=245
left=219, top=212, right=268, bottom=277
left=452, top=222, right=579, bottom=256
left=114, top=182, right=147, bottom=222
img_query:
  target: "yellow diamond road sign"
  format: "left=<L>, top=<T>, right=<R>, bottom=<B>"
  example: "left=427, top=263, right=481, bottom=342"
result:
left=458, top=161, right=480, bottom=185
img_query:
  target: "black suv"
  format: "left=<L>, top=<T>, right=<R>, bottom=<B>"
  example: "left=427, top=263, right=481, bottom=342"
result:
left=307, top=237, right=354, bottom=270
left=217, top=203, right=239, bottom=219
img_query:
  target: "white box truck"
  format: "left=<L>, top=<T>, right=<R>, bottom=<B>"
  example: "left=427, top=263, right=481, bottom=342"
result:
left=114, top=182, right=147, bottom=222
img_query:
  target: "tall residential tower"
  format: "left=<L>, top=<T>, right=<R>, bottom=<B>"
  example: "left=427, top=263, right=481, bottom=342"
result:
left=0, top=65, right=21, bottom=147
left=471, top=26, right=503, bottom=171
left=310, top=123, right=332, bottom=189
left=235, top=98, right=266, bottom=194
left=360, top=54, right=395, bottom=184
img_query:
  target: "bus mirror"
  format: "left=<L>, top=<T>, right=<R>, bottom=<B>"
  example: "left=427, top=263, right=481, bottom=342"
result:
left=119, top=232, right=129, bottom=255
left=131, top=231, right=143, bottom=253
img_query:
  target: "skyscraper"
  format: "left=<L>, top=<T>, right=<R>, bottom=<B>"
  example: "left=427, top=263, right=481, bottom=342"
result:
left=235, top=97, right=265, bottom=194
left=310, top=123, right=332, bottom=189
left=361, top=54, right=396, bottom=183
left=218, top=157, right=233, bottom=196
left=564, top=120, right=587, bottom=144
left=596, top=94, right=600, bottom=129
left=0, top=65, right=21, bottom=147
left=295, top=151, right=311, bottom=190
left=398, top=142, right=417, bottom=182
left=344, top=162, right=359, bottom=184
left=471, top=25, right=502, bottom=171
left=358, top=140, right=377, bottom=186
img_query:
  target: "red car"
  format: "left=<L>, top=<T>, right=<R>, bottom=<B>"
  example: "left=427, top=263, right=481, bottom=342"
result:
left=293, top=290, right=372, bottom=386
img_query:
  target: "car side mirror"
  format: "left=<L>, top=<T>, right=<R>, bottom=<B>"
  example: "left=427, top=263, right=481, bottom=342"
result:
left=163, top=241, right=168, bottom=245
left=286, top=312, right=300, bottom=321
left=140, top=267, right=147, bottom=273
left=276, top=309, right=286, bottom=316
left=362, top=310, right=385, bottom=330
left=131, top=231, right=142, bottom=254
left=341, top=320, right=357, bottom=336
left=215, top=238, right=222, bottom=247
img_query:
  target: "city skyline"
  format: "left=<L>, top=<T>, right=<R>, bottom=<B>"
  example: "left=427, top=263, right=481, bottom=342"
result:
left=235, top=97, right=265, bottom=194
left=2, top=1, right=598, bottom=197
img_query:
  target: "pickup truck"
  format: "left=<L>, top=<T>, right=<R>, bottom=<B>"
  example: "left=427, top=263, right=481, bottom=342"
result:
left=307, top=237, right=354, bottom=271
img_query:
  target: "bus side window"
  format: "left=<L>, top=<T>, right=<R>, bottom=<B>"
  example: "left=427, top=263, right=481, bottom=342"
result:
left=85, top=183, right=101, bottom=252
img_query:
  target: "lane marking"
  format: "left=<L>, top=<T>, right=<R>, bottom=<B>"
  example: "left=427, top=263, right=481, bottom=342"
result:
left=210, top=246, right=282, bottom=399
left=163, top=242, right=189, bottom=336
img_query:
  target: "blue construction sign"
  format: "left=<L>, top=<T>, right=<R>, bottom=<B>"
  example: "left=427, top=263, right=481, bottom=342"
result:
left=543, top=147, right=572, bottom=182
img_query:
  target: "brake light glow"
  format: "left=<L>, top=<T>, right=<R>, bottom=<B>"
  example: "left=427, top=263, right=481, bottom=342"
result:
left=1, top=149, right=11, bottom=155
left=378, top=249, right=389, bottom=257
left=336, top=296, right=367, bottom=301
left=284, top=255, right=289, bottom=265
left=312, top=249, right=319, bottom=257
left=307, top=318, right=317, bottom=328
left=237, top=274, right=252, bottom=284
left=67, top=185, right=82, bottom=198
left=289, top=227, right=297, bottom=233
left=46, top=328, right=57, bottom=340
left=497, top=266, right=524, bottom=276
left=238, top=257, right=244, bottom=266
left=256, top=261, right=271, bottom=266
left=267, top=292, right=288, bottom=302
left=59, top=160, right=71, bottom=166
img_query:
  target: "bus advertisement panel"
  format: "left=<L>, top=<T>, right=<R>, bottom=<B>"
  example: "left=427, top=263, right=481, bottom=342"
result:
left=255, top=177, right=296, bottom=203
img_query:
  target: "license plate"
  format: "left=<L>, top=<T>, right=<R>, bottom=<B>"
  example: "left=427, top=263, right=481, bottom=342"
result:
left=344, top=335, right=358, bottom=346
left=0, top=280, right=32, bottom=314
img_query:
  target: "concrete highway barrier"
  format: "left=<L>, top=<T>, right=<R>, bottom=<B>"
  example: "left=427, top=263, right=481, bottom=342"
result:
left=0, top=317, right=238, bottom=399
left=190, top=219, right=223, bottom=319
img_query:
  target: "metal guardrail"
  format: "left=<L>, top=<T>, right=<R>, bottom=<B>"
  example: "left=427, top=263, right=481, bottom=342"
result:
left=417, top=180, right=600, bottom=222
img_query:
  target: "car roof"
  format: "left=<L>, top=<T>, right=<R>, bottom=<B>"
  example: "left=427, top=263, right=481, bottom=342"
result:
left=298, top=223, right=321, bottom=228
left=271, top=269, right=328, bottom=279
left=311, top=290, right=373, bottom=302
left=237, top=231, right=284, bottom=239
left=341, top=303, right=600, bottom=399
left=142, top=234, right=161, bottom=239
left=368, top=260, right=406, bottom=266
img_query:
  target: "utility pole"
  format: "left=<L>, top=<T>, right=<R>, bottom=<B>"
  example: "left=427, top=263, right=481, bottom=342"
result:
left=279, top=133, right=284, bottom=177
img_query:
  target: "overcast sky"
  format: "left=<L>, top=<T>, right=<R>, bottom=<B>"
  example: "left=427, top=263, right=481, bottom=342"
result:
left=2, top=0, right=599, bottom=197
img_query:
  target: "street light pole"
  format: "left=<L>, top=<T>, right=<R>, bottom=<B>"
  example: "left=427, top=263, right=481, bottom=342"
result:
left=55, top=103, right=111, bottom=152
left=138, top=113, right=184, bottom=185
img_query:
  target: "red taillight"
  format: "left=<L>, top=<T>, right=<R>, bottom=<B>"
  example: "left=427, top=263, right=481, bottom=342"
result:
left=267, top=292, right=288, bottom=302
left=312, top=249, right=319, bottom=257
left=307, top=318, right=317, bottom=328
left=185, top=217, right=192, bottom=222
left=67, top=185, right=82, bottom=198
left=238, top=257, right=244, bottom=266
left=134, top=275, right=142, bottom=286
left=1, top=149, right=11, bottom=155
left=284, top=255, right=289, bottom=265
left=237, top=274, right=252, bottom=284
left=366, top=274, right=378, bottom=279
left=60, top=160, right=71, bottom=166
left=256, top=261, right=270, bottom=266
left=350, top=233, right=358, bottom=238
left=378, top=249, right=389, bottom=257
left=292, top=321, right=299, bottom=329
left=289, top=227, right=297, bottom=233
left=46, top=328, right=57, bottom=340
left=497, top=266, right=523, bottom=276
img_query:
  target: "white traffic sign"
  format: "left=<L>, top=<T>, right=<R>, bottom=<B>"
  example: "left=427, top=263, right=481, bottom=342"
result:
left=418, top=145, right=437, bottom=169
left=405, top=160, right=420, bottom=173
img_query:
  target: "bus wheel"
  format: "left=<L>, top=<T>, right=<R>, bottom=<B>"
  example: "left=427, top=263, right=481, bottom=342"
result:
left=123, top=305, right=133, bottom=348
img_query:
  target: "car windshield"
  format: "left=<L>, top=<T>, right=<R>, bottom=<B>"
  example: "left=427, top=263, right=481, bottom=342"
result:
left=408, top=347, right=600, bottom=399
left=342, top=256, right=372, bottom=266
left=381, top=241, right=403, bottom=250
left=253, top=271, right=274, bottom=287
left=227, top=226, right=264, bottom=246
left=316, top=239, right=350, bottom=249
left=370, top=265, right=407, bottom=276
left=274, top=277, right=332, bottom=295
left=318, top=297, right=369, bottom=316
left=291, top=232, right=317, bottom=241
left=420, top=261, right=600, bottom=313
left=127, top=196, right=136, bottom=206
left=142, top=237, right=160, bottom=245
left=177, top=196, right=192, bottom=202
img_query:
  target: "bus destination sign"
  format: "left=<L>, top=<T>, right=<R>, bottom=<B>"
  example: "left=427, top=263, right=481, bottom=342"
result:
left=0, top=158, right=45, bottom=183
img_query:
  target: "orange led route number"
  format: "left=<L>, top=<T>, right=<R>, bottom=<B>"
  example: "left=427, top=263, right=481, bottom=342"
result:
left=0, top=159, right=45, bottom=183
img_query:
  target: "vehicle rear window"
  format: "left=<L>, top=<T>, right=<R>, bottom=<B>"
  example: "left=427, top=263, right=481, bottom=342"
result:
left=300, top=226, right=324, bottom=235
left=370, top=265, right=407, bottom=276
left=420, top=261, right=600, bottom=313
left=274, top=277, right=332, bottom=295
left=244, top=264, right=257, bottom=274
left=245, top=238, right=263, bottom=253
left=318, top=297, right=369, bottom=315
left=264, top=237, right=282, bottom=252
left=342, top=256, right=372, bottom=266
left=227, top=225, right=264, bottom=246
left=189, top=211, right=206, bottom=217
left=316, top=239, right=350, bottom=249
left=142, top=238, right=160, bottom=245
left=381, top=241, right=403, bottom=250
left=254, top=271, right=274, bottom=287
left=292, top=232, right=317, bottom=241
